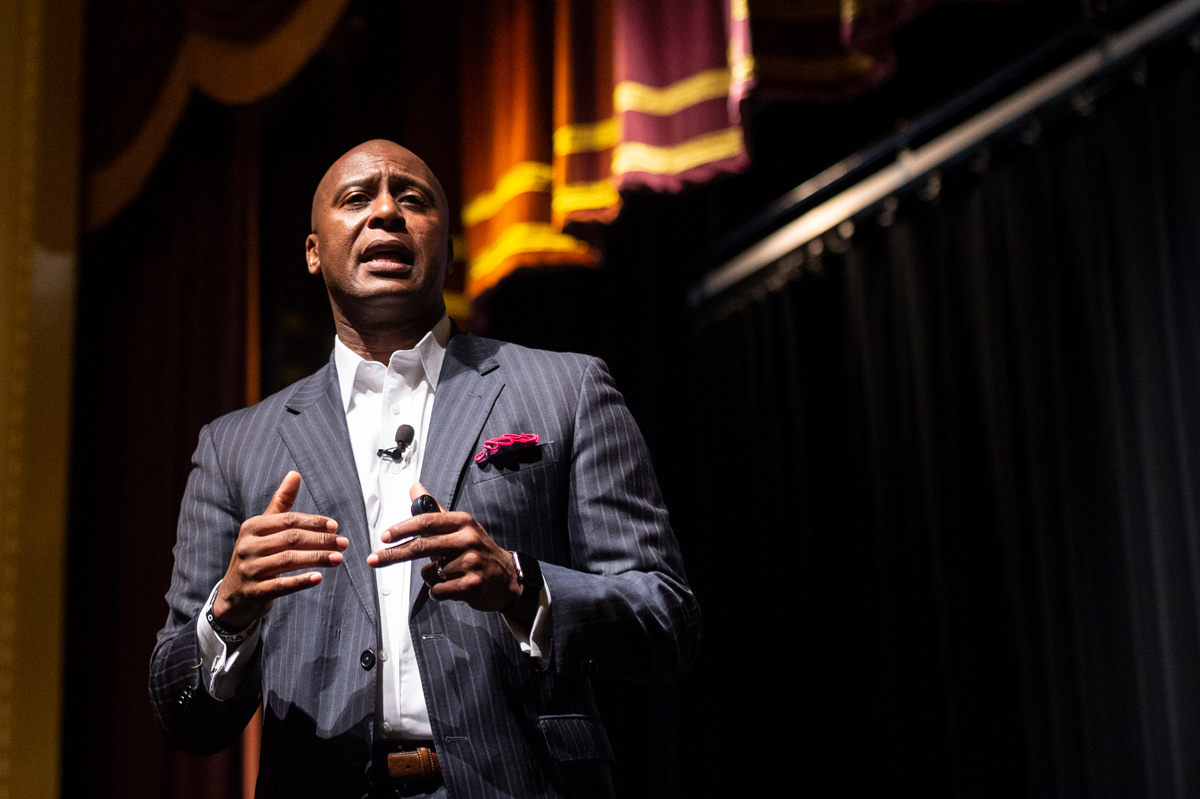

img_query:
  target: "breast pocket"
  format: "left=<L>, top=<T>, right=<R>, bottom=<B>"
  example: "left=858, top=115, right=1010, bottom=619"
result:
left=470, top=441, right=557, bottom=483
left=460, top=443, right=564, bottom=554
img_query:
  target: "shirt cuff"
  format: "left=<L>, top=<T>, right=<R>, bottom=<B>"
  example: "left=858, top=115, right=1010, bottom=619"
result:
left=196, top=580, right=262, bottom=701
left=502, top=578, right=552, bottom=669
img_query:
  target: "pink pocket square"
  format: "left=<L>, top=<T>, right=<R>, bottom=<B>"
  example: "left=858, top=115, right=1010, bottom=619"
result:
left=474, top=433, right=539, bottom=464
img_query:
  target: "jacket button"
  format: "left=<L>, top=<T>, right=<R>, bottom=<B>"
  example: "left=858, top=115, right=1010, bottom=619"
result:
left=360, top=649, right=376, bottom=670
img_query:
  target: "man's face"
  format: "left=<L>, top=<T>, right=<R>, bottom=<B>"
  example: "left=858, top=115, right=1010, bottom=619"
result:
left=306, top=141, right=450, bottom=320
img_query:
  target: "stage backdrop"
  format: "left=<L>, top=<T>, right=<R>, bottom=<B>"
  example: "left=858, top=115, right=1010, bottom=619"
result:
left=678, top=39, right=1200, bottom=797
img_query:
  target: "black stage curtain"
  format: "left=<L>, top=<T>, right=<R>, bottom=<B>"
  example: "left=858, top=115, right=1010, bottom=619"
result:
left=679, top=46, right=1200, bottom=797
left=66, top=95, right=255, bottom=799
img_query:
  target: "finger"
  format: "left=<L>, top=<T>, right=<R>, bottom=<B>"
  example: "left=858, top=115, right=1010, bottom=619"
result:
left=241, top=548, right=345, bottom=580
left=408, top=482, right=447, bottom=512
left=377, top=528, right=475, bottom=563
left=420, top=559, right=458, bottom=587
left=274, top=512, right=340, bottom=533
left=244, top=511, right=339, bottom=538
left=382, top=510, right=472, bottom=543
left=426, top=571, right=488, bottom=602
left=368, top=534, right=463, bottom=568
left=265, top=471, right=302, bottom=515
left=369, top=544, right=421, bottom=568
left=253, top=528, right=349, bottom=556
left=367, top=549, right=397, bottom=569
left=246, top=571, right=325, bottom=600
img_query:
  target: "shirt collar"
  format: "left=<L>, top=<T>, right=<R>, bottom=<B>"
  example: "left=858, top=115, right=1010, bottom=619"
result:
left=333, top=314, right=452, bottom=413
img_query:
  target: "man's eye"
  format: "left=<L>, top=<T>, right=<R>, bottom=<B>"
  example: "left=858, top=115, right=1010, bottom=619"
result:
left=399, top=194, right=427, bottom=207
left=344, top=193, right=370, bottom=206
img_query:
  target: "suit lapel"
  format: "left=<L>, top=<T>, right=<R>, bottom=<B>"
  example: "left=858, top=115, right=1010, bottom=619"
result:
left=278, top=362, right=377, bottom=623
left=420, top=333, right=503, bottom=509
left=413, top=333, right=503, bottom=607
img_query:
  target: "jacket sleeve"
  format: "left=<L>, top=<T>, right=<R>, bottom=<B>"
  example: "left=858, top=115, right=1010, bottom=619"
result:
left=149, top=422, right=262, bottom=754
left=544, top=357, right=702, bottom=681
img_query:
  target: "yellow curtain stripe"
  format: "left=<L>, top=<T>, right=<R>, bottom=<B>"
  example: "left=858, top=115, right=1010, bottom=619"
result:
left=729, top=28, right=756, bottom=84
left=84, top=0, right=352, bottom=231
left=468, top=222, right=591, bottom=284
left=731, top=52, right=756, bottom=83
left=461, top=161, right=553, bottom=228
left=190, top=0, right=354, bottom=104
left=613, top=127, right=744, bottom=177
left=553, top=117, right=618, bottom=156
left=614, top=67, right=731, bottom=117
left=552, top=180, right=621, bottom=213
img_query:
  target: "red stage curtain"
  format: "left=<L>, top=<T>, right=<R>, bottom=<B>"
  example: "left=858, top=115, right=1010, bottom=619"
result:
left=69, top=97, right=258, bottom=799
left=459, top=0, right=751, bottom=299
left=83, top=0, right=350, bottom=231
left=458, top=0, right=999, bottom=301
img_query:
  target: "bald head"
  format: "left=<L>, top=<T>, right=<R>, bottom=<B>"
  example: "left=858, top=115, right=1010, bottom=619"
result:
left=311, top=140, right=448, bottom=233
left=304, top=139, right=452, bottom=347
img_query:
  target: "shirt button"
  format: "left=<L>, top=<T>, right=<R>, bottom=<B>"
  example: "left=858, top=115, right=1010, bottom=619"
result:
left=379, top=649, right=389, bottom=662
left=360, top=649, right=376, bottom=670
left=390, top=463, right=402, bottom=474
left=391, top=403, right=401, bottom=414
left=381, top=587, right=391, bottom=596
left=382, top=722, right=392, bottom=734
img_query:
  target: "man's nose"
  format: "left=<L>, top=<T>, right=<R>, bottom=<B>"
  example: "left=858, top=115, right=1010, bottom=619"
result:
left=367, top=193, right=405, bottom=229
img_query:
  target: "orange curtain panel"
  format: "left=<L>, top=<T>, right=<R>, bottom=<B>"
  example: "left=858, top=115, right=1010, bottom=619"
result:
left=458, top=0, right=1002, bottom=300
left=459, top=0, right=600, bottom=299
left=459, top=0, right=752, bottom=300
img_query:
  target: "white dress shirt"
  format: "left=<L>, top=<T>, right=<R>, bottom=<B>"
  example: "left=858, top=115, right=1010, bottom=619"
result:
left=197, top=315, right=549, bottom=740
left=334, top=315, right=449, bottom=738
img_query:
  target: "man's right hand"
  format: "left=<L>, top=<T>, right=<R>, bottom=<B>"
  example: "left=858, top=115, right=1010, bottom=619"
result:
left=212, top=470, right=347, bottom=631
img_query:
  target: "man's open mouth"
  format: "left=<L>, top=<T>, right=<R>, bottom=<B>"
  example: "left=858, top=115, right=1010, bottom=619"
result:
left=361, top=240, right=414, bottom=266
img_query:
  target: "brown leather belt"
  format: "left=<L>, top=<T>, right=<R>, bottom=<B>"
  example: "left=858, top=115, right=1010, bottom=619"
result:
left=386, top=746, right=442, bottom=788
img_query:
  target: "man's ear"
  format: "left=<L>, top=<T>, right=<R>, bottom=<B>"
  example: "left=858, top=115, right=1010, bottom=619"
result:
left=305, top=234, right=321, bottom=275
left=445, top=236, right=455, bottom=276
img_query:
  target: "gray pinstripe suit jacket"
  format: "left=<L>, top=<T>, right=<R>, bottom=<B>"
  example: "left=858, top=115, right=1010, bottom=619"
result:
left=150, top=332, right=701, bottom=798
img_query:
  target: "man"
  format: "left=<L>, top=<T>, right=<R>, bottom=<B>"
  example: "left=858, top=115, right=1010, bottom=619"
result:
left=150, top=140, right=700, bottom=798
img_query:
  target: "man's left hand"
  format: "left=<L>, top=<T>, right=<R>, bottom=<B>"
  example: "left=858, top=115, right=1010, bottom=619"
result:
left=367, top=482, right=522, bottom=613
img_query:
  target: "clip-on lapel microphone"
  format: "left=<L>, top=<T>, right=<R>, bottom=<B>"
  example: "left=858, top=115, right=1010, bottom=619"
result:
left=377, top=424, right=415, bottom=461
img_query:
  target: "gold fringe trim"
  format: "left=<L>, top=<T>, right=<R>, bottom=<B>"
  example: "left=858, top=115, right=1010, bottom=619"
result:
left=614, top=68, right=731, bottom=117
left=612, top=127, right=744, bottom=176
left=461, top=161, right=552, bottom=228
left=731, top=51, right=756, bottom=83
left=552, top=180, right=620, bottom=213
left=553, top=117, right=618, bottom=156
left=84, top=0, right=352, bottom=232
left=467, top=222, right=592, bottom=292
